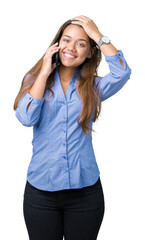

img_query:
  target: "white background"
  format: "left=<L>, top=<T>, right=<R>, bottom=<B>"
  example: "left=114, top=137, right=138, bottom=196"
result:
left=1, top=0, right=145, bottom=239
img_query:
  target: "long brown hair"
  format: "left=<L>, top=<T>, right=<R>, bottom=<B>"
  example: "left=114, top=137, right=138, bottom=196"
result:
left=13, top=19, right=102, bottom=136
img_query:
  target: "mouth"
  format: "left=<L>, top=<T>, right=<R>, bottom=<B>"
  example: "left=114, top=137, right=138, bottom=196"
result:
left=62, top=52, right=77, bottom=59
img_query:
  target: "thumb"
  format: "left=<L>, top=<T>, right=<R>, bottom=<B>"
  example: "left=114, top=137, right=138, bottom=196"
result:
left=52, top=62, right=60, bottom=71
left=52, top=63, right=56, bottom=70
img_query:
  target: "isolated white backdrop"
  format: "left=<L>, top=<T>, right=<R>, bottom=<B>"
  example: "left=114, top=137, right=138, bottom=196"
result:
left=0, top=0, right=145, bottom=239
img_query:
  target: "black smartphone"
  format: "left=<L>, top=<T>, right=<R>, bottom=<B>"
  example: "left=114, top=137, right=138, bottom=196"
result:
left=52, top=52, right=59, bottom=72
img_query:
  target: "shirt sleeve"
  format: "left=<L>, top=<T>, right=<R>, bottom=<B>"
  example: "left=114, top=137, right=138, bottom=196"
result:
left=94, top=50, right=132, bottom=102
left=15, top=90, right=45, bottom=127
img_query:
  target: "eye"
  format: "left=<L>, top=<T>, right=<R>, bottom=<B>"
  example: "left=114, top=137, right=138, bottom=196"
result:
left=77, top=42, right=85, bottom=47
left=63, top=39, right=70, bottom=43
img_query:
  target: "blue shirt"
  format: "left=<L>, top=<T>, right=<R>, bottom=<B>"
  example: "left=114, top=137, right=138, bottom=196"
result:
left=15, top=50, right=132, bottom=192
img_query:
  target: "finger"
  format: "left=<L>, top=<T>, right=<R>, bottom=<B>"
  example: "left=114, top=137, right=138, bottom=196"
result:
left=71, top=17, right=84, bottom=22
left=52, top=42, right=59, bottom=46
left=72, top=15, right=90, bottom=20
left=46, top=46, right=60, bottom=55
left=44, top=50, right=59, bottom=60
left=71, top=20, right=83, bottom=25
left=52, top=62, right=56, bottom=70
left=72, top=16, right=92, bottom=25
left=79, top=15, right=91, bottom=21
left=71, top=16, right=88, bottom=22
left=71, top=18, right=87, bottom=27
left=46, top=42, right=59, bottom=51
left=72, top=15, right=85, bottom=19
left=50, top=46, right=60, bottom=52
left=71, top=18, right=84, bottom=26
left=52, top=62, right=60, bottom=70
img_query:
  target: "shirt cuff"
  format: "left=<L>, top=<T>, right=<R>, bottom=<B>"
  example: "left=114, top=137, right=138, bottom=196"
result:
left=104, top=49, right=130, bottom=72
left=26, top=92, right=45, bottom=105
left=105, top=50, right=123, bottom=61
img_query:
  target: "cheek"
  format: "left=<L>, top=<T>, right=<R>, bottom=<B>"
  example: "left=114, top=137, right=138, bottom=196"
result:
left=59, top=44, right=65, bottom=55
left=59, top=42, right=63, bottom=48
left=59, top=40, right=66, bottom=49
left=79, top=49, right=89, bottom=60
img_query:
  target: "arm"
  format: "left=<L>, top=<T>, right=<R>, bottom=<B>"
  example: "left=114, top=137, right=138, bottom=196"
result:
left=15, top=72, right=47, bottom=127
left=93, top=32, right=125, bottom=68
left=27, top=72, right=48, bottom=111
left=15, top=42, right=60, bottom=127
left=92, top=25, right=132, bottom=101
left=71, top=15, right=127, bottom=68
left=94, top=50, right=132, bottom=102
left=71, top=16, right=132, bottom=101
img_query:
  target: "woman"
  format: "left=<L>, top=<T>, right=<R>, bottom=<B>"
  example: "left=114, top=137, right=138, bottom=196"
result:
left=14, top=15, right=132, bottom=240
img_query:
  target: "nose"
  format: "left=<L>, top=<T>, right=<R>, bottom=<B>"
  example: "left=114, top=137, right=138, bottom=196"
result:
left=67, top=42, right=76, bottom=52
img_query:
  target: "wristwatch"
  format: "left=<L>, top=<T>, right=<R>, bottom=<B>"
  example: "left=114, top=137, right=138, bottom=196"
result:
left=97, top=36, right=111, bottom=48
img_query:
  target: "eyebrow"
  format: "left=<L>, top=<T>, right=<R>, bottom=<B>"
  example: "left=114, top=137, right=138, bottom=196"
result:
left=63, top=35, right=88, bottom=43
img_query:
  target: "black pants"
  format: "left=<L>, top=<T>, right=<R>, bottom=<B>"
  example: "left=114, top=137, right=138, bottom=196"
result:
left=23, top=177, right=105, bottom=240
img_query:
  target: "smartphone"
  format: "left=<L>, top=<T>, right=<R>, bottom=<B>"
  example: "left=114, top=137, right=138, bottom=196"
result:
left=52, top=52, right=59, bottom=72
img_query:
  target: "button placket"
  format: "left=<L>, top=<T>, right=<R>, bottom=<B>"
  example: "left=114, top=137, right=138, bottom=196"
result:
left=62, top=101, right=68, bottom=170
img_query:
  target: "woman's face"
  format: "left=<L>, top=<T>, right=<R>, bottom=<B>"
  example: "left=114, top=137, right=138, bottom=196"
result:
left=58, top=24, right=92, bottom=69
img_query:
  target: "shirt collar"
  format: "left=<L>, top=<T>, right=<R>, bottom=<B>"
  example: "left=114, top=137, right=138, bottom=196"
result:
left=53, top=69, right=81, bottom=102
left=54, top=68, right=81, bottom=87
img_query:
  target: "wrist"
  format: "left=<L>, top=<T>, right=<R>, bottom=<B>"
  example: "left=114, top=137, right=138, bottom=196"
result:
left=38, top=71, right=49, bottom=81
left=93, top=32, right=103, bottom=44
left=39, top=70, right=50, bottom=78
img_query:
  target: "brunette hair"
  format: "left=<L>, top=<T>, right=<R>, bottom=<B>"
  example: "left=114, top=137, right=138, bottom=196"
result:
left=13, top=19, right=102, bottom=136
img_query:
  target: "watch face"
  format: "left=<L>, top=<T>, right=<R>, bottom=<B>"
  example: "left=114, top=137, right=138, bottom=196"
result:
left=102, top=36, right=110, bottom=43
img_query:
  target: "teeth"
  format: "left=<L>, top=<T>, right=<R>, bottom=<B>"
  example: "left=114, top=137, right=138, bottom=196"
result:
left=64, top=53, right=75, bottom=58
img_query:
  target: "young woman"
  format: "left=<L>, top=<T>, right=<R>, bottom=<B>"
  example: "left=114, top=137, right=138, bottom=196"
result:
left=14, top=15, right=132, bottom=240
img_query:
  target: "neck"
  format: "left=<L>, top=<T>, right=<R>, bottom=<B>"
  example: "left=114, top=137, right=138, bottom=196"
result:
left=58, top=65, right=78, bottom=82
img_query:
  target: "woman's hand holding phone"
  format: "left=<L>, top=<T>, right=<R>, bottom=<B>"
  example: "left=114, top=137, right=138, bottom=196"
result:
left=40, top=42, right=60, bottom=77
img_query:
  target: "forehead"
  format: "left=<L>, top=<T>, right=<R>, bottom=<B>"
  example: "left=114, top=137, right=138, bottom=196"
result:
left=62, top=24, right=89, bottom=41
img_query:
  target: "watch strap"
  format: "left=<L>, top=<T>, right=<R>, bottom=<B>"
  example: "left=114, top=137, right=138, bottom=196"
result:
left=97, top=36, right=110, bottom=49
left=97, top=38, right=103, bottom=48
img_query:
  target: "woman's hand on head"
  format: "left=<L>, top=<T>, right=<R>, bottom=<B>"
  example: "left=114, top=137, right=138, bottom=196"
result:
left=71, top=15, right=103, bottom=42
left=40, top=42, right=60, bottom=77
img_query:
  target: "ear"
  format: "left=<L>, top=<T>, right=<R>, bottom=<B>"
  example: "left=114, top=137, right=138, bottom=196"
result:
left=87, top=47, right=95, bottom=59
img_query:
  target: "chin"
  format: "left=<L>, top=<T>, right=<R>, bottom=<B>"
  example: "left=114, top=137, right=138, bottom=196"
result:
left=61, top=62, right=79, bottom=69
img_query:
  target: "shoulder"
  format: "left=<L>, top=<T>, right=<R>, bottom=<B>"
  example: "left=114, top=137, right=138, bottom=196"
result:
left=94, top=76, right=103, bottom=86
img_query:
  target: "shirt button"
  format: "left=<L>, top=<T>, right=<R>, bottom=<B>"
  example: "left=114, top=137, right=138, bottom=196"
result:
left=29, top=97, right=31, bottom=100
left=63, top=143, right=65, bottom=146
left=63, top=156, right=66, bottom=159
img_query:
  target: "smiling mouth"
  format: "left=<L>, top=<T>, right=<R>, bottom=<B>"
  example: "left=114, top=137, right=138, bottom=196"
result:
left=63, top=52, right=77, bottom=59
